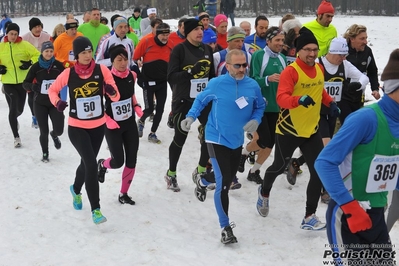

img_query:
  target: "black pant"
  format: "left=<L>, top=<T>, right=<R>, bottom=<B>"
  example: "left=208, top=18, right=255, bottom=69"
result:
left=262, top=132, right=324, bottom=216
left=140, top=82, right=167, bottom=133
left=69, top=125, right=105, bottom=211
left=27, top=91, right=35, bottom=116
left=168, top=99, right=211, bottom=172
left=34, top=100, right=64, bottom=153
left=326, top=199, right=393, bottom=265
left=208, top=143, right=241, bottom=228
left=337, top=99, right=362, bottom=125
left=105, top=117, right=139, bottom=169
left=3, top=84, right=26, bottom=138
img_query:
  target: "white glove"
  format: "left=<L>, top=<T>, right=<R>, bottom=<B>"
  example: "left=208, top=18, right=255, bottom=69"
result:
left=243, top=119, right=258, bottom=133
left=180, top=117, right=195, bottom=132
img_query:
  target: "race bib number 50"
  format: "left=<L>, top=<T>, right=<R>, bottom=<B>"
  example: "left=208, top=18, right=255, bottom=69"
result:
left=366, top=154, right=399, bottom=193
left=76, top=95, right=102, bottom=119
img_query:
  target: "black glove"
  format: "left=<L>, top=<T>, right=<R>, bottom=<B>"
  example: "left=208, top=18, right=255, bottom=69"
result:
left=329, top=101, right=341, bottom=118
left=298, top=95, right=316, bottom=108
left=348, top=82, right=362, bottom=91
left=0, top=65, right=6, bottom=74
left=190, top=61, right=208, bottom=76
left=31, top=83, right=41, bottom=93
left=19, top=60, right=32, bottom=70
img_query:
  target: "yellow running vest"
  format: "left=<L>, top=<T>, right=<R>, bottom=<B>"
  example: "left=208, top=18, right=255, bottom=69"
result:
left=276, top=62, right=324, bottom=137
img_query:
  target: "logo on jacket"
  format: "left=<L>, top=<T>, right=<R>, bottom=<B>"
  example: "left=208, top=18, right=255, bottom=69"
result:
left=73, top=81, right=100, bottom=98
left=183, top=59, right=211, bottom=79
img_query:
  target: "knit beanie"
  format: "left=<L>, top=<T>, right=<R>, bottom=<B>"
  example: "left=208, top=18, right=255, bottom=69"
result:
left=133, top=7, right=141, bottom=13
left=41, top=41, right=54, bottom=53
left=109, top=44, right=128, bottom=63
left=65, top=21, right=78, bottom=30
left=214, top=14, right=228, bottom=28
left=328, top=37, right=348, bottom=54
left=381, top=49, right=399, bottom=94
left=317, top=0, right=335, bottom=15
left=73, top=36, right=93, bottom=59
left=227, top=26, right=245, bottom=42
left=202, top=30, right=217, bottom=44
left=295, top=27, right=318, bottom=51
left=184, top=18, right=203, bottom=36
left=29, top=17, right=43, bottom=31
left=6, top=23, right=19, bottom=34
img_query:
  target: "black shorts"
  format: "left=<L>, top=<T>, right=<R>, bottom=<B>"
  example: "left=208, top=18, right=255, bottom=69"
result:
left=318, top=114, right=336, bottom=139
left=256, top=112, right=278, bottom=149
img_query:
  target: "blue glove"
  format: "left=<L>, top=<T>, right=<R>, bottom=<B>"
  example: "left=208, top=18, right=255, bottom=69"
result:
left=298, top=95, right=315, bottom=108
left=329, top=101, right=341, bottom=118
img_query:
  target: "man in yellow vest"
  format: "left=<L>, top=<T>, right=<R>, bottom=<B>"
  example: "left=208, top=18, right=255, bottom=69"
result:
left=256, top=27, right=339, bottom=231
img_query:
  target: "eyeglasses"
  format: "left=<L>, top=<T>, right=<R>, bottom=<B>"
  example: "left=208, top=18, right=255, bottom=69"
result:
left=302, top=48, right=319, bottom=53
left=228, top=63, right=248, bottom=69
left=336, top=54, right=348, bottom=58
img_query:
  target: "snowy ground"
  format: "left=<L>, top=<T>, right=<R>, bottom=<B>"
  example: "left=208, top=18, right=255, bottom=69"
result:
left=0, top=14, right=398, bottom=265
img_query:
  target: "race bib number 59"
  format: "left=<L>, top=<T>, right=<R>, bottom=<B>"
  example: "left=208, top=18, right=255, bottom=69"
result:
left=190, top=78, right=208, bottom=98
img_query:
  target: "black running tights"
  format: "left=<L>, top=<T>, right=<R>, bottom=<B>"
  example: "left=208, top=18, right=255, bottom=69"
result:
left=3, top=84, right=26, bottom=138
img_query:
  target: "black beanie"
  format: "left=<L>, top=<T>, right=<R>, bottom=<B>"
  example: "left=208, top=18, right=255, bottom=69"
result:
left=184, top=18, right=203, bottom=36
left=109, top=44, right=128, bottom=63
left=6, top=23, right=19, bottom=34
left=295, top=27, right=319, bottom=52
left=73, top=36, right=93, bottom=60
left=29, top=17, right=43, bottom=31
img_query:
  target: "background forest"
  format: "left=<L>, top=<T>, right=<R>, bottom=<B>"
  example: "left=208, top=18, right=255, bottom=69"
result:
left=1, top=0, right=399, bottom=19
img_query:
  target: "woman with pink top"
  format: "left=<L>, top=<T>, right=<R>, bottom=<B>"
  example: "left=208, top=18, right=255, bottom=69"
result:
left=97, top=44, right=143, bottom=205
left=48, top=36, right=120, bottom=224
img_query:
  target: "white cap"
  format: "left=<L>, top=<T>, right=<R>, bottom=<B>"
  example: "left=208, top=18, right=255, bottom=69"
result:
left=147, top=8, right=157, bottom=16
left=329, top=37, right=349, bottom=54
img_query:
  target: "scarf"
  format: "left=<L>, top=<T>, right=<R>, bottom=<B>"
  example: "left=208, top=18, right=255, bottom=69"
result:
left=38, top=55, right=55, bottom=70
left=74, top=59, right=96, bottom=76
left=111, top=66, right=130, bottom=79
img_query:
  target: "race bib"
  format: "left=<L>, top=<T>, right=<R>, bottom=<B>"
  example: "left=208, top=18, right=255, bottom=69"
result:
left=41, top=79, right=55, bottom=95
left=365, top=154, right=399, bottom=193
left=325, top=81, right=343, bottom=102
left=286, top=56, right=296, bottom=65
left=190, top=78, right=208, bottom=98
left=133, top=29, right=140, bottom=36
left=69, top=51, right=74, bottom=61
left=76, top=95, right=102, bottom=119
left=111, top=98, right=132, bottom=121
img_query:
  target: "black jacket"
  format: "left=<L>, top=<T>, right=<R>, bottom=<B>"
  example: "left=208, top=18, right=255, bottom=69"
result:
left=221, top=0, right=236, bottom=14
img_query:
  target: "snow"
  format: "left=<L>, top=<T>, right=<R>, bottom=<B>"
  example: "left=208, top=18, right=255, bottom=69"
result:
left=1, top=13, right=398, bottom=265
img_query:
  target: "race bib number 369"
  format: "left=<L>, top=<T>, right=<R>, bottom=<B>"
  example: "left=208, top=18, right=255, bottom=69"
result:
left=366, top=154, right=399, bottom=193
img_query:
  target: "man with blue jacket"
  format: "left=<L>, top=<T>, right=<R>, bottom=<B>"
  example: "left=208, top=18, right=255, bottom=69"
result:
left=180, top=49, right=265, bottom=244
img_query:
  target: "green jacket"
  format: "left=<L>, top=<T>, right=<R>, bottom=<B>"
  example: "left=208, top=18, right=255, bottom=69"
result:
left=250, top=48, right=286, bottom=113
left=128, top=16, right=142, bottom=38
left=127, top=32, right=139, bottom=47
left=302, top=19, right=337, bottom=57
left=78, top=21, right=110, bottom=56
left=0, top=38, right=40, bottom=84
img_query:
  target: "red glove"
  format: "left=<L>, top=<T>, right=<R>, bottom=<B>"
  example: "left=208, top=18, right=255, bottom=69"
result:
left=104, top=84, right=117, bottom=96
left=105, top=115, right=120, bottom=129
left=56, top=100, right=68, bottom=112
left=134, top=104, right=143, bottom=118
left=340, top=200, right=372, bottom=233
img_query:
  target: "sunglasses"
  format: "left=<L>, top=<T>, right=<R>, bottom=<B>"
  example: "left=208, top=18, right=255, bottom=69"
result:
left=229, top=63, right=248, bottom=69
